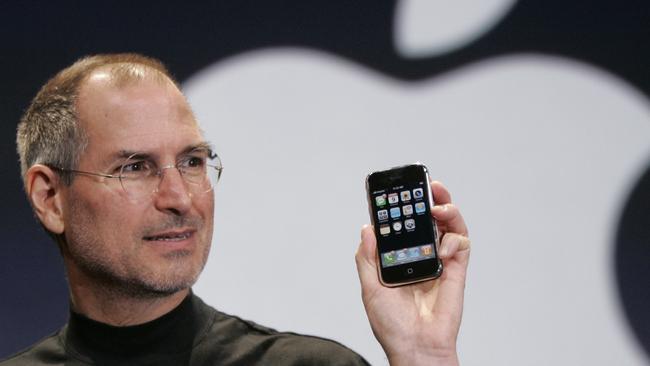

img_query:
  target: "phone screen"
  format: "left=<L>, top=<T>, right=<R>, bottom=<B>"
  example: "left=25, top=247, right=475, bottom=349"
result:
left=367, top=164, right=441, bottom=285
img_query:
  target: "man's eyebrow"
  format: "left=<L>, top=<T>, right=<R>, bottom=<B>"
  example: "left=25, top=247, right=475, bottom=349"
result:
left=182, top=141, right=214, bottom=154
left=108, top=141, right=215, bottom=162
left=112, top=150, right=151, bottom=161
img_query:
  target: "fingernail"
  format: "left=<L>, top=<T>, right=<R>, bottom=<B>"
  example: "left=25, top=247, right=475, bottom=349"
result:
left=440, top=246, right=448, bottom=257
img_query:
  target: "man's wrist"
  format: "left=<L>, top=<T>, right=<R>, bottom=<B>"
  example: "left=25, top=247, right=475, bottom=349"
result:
left=387, top=349, right=459, bottom=366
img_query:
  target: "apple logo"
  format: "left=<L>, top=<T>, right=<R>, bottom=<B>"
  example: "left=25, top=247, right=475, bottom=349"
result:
left=394, top=0, right=517, bottom=57
left=182, top=3, right=649, bottom=366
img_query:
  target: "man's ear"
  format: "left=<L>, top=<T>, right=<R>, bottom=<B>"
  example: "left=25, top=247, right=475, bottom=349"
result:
left=25, top=164, right=65, bottom=234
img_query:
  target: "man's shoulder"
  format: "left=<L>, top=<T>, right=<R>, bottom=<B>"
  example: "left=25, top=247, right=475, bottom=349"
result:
left=0, top=330, right=67, bottom=366
left=198, top=308, right=370, bottom=365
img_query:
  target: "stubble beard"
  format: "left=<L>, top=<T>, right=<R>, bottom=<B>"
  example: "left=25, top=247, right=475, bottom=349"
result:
left=64, top=202, right=211, bottom=300
left=70, top=241, right=210, bottom=300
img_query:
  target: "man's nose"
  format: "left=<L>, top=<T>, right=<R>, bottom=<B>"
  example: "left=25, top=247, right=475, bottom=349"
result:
left=153, top=166, right=192, bottom=215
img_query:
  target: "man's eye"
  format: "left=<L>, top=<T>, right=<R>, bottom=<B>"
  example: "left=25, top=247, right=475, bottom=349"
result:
left=188, top=157, right=205, bottom=168
left=121, top=161, right=151, bottom=174
left=180, top=155, right=206, bottom=170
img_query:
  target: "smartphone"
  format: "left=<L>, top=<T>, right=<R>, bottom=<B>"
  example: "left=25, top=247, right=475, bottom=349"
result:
left=366, top=163, right=442, bottom=287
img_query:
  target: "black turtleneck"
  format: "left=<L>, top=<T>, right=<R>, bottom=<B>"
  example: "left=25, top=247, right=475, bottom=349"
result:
left=64, top=292, right=212, bottom=364
left=1, top=292, right=369, bottom=366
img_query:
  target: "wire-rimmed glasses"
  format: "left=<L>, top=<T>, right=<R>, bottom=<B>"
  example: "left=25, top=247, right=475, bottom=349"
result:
left=50, top=147, right=223, bottom=202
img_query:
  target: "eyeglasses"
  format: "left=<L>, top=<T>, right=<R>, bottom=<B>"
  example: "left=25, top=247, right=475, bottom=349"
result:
left=50, top=148, right=223, bottom=202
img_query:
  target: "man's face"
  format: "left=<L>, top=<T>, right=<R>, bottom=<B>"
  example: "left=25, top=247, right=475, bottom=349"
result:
left=61, top=72, right=214, bottom=297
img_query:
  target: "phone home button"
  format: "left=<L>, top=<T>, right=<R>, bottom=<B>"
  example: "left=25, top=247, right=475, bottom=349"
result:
left=406, top=267, right=414, bottom=275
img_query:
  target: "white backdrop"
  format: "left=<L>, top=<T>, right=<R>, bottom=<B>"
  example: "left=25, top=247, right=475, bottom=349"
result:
left=186, top=2, right=648, bottom=364
left=187, top=49, right=649, bottom=365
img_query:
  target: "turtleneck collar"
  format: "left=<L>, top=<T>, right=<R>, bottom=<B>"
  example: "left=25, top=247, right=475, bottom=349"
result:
left=63, top=291, right=215, bottom=363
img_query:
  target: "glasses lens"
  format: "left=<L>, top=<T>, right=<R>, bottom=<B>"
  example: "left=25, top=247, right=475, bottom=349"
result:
left=119, top=157, right=157, bottom=201
left=195, top=154, right=223, bottom=192
left=205, top=163, right=222, bottom=191
left=180, top=150, right=222, bottom=193
left=119, top=150, right=223, bottom=201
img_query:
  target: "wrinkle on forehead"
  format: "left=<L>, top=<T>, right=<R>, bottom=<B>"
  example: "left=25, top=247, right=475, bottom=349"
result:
left=78, top=68, right=194, bottom=125
left=79, top=67, right=197, bottom=127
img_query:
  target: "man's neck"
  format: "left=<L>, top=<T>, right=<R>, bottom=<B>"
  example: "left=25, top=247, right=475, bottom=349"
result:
left=68, top=282, right=190, bottom=327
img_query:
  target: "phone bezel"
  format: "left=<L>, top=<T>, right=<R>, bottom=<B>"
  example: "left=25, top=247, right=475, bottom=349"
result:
left=366, top=163, right=443, bottom=287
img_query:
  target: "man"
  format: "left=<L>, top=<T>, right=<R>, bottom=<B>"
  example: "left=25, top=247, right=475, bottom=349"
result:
left=4, top=54, right=470, bottom=365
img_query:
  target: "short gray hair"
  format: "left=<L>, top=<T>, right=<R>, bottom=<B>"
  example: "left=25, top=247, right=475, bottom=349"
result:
left=16, top=53, right=178, bottom=186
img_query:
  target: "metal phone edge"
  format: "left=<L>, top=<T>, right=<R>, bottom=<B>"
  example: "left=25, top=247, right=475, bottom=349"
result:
left=365, top=163, right=444, bottom=287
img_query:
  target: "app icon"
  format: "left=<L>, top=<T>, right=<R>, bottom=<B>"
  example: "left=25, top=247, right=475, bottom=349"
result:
left=408, top=247, right=420, bottom=258
left=404, top=219, right=416, bottom=230
left=402, top=204, right=413, bottom=216
left=396, top=249, right=408, bottom=260
left=388, top=193, right=399, bottom=204
left=415, top=202, right=426, bottom=214
left=392, top=221, right=402, bottom=231
left=413, top=188, right=424, bottom=199
left=383, top=251, right=396, bottom=264
left=421, top=245, right=433, bottom=256
left=377, top=209, right=388, bottom=221
left=375, top=194, right=387, bottom=207
left=379, top=224, right=391, bottom=235
left=400, top=190, right=411, bottom=202
left=390, top=207, right=401, bottom=219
